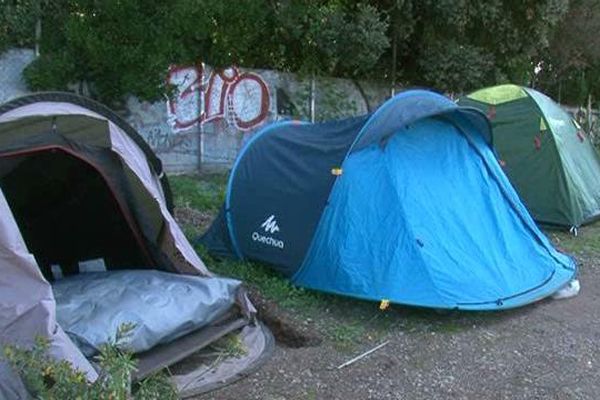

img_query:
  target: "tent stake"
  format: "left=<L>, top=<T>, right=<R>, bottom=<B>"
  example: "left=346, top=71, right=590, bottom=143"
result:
left=336, top=340, right=390, bottom=370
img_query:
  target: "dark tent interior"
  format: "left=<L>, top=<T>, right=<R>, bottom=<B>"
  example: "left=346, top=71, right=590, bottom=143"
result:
left=0, top=148, right=148, bottom=280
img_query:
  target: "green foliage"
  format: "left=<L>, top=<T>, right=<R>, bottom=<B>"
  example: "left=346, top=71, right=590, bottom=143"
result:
left=210, top=333, right=248, bottom=359
left=0, top=0, right=38, bottom=52
left=7, top=0, right=580, bottom=103
left=418, top=40, right=494, bottom=94
left=24, top=0, right=178, bottom=103
left=20, top=0, right=389, bottom=104
left=549, top=224, right=600, bottom=256
left=393, top=0, right=569, bottom=91
left=536, top=0, right=600, bottom=105
left=167, top=0, right=275, bottom=69
left=3, top=326, right=177, bottom=399
left=326, top=322, right=365, bottom=351
left=197, top=244, right=322, bottom=312
left=272, top=2, right=389, bottom=77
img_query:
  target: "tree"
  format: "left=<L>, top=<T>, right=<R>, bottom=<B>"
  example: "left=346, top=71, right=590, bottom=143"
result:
left=0, top=0, right=39, bottom=53
left=24, top=0, right=178, bottom=103
left=19, top=0, right=389, bottom=104
left=537, top=0, right=600, bottom=105
left=166, top=0, right=276, bottom=69
left=6, top=0, right=574, bottom=103
left=372, top=0, right=569, bottom=94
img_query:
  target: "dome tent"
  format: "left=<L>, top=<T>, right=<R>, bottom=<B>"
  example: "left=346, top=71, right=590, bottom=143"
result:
left=0, top=93, right=271, bottom=398
left=459, top=84, right=600, bottom=228
left=201, top=89, right=576, bottom=310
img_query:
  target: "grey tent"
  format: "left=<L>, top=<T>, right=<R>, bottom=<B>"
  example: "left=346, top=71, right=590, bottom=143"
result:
left=0, top=93, right=270, bottom=398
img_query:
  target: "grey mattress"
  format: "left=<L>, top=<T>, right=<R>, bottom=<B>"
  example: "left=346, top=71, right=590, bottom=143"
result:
left=53, top=270, right=241, bottom=356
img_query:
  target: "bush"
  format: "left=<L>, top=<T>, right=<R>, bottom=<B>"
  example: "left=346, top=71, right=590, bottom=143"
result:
left=3, top=325, right=177, bottom=400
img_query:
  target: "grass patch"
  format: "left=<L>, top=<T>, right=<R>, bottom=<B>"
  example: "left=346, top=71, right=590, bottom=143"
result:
left=195, top=245, right=396, bottom=349
left=546, top=224, right=600, bottom=255
left=432, top=319, right=466, bottom=334
left=210, top=332, right=248, bottom=358
left=169, top=173, right=227, bottom=212
left=198, top=247, right=378, bottom=349
left=197, top=246, right=324, bottom=313
left=326, top=323, right=365, bottom=351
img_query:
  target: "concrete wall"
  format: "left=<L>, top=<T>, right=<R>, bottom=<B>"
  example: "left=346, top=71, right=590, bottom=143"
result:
left=0, top=49, right=394, bottom=173
left=126, top=64, right=393, bottom=173
left=0, top=49, right=35, bottom=104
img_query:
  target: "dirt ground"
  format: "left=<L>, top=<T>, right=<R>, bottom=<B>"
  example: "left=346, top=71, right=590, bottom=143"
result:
left=198, top=253, right=600, bottom=400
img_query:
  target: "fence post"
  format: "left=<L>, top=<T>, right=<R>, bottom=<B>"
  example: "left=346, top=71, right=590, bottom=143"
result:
left=34, top=17, right=41, bottom=57
left=310, top=74, right=316, bottom=123
left=588, top=94, right=592, bottom=134
left=198, top=63, right=205, bottom=172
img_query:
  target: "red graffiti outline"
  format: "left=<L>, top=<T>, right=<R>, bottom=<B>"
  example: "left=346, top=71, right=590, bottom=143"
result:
left=167, top=64, right=203, bottom=130
left=203, top=69, right=230, bottom=124
left=168, top=65, right=270, bottom=132
left=229, top=72, right=270, bottom=130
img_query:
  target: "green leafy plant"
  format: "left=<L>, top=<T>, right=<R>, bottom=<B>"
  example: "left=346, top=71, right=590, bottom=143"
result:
left=3, top=324, right=177, bottom=400
left=0, top=0, right=38, bottom=53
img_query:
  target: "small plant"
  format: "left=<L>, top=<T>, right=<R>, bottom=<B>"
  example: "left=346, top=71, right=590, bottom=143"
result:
left=210, top=333, right=248, bottom=359
left=3, top=325, right=177, bottom=400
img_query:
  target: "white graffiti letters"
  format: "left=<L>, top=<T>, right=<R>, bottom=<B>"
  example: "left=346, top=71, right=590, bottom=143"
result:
left=167, top=65, right=270, bottom=133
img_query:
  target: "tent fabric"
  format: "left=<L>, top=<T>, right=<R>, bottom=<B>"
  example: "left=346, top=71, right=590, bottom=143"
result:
left=0, top=360, right=31, bottom=400
left=0, top=92, right=172, bottom=210
left=201, top=89, right=576, bottom=310
left=467, top=84, right=528, bottom=105
left=459, top=84, right=600, bottom=227
left=0, top=92, right=252, bottom=392
left=0, top=94, right=208, bottom=275
left=223, top=116, right=368, bottom=274
left=293, top=118, right=574, bottom=309
left=0, top=185, right=99, bottom=381
left=349, top=91, right=492, bottom=153
left=54, top=270, right=241, bottom=356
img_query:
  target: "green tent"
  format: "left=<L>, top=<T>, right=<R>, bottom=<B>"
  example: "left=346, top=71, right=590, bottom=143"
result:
left=459, top=84, right=600, bottom=228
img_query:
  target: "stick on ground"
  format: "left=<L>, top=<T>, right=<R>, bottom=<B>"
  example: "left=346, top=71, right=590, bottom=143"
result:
left=336, top=340, right=390, bottom=370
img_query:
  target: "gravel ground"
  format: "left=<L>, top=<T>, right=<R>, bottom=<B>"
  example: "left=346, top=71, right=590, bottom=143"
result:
left=197, top=254, right=600, bottom=400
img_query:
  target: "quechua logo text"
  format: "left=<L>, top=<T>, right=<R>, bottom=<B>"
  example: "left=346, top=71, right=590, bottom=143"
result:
left=252, top=215, right=284, bottom=249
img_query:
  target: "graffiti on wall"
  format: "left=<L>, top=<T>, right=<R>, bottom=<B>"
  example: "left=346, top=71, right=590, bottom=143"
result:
left=126, top=98, right=196, bottom=156
left=167, top=65, right=270, bottom=133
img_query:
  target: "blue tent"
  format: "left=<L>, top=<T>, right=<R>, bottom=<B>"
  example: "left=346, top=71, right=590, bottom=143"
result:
left=201, top=90, right=576, bottom=310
